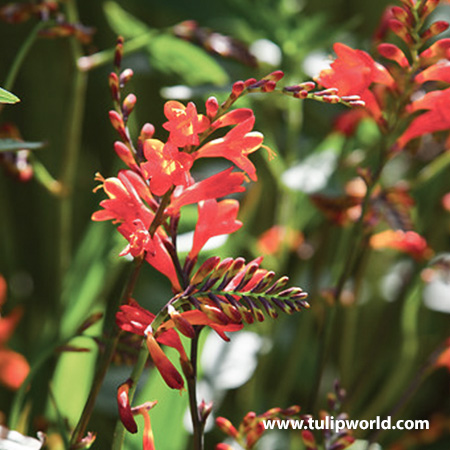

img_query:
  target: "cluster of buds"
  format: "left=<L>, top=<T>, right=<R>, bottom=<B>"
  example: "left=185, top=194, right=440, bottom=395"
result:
left=283, top=82, right=365, bottom=107
left=216, top=405, right=301, bottom=449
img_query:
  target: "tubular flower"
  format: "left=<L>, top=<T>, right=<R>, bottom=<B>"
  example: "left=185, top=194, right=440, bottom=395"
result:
left=316, top=43, right=395, bottom=121
left=189, top=199, right=242, bottom=259
left=141, top=139, right=194, bottom=196
left=167, top=167, right=246, bottom=215
left=116, top=301, right=243, bottom=389
left=194, top=116, right=264, bottom=181
left=163, top=100, right=210, bottom=147
left=92, top=171, right=180, bottom=290
left=369, top=230, right=433, bottom=261
left=397, top=87, right=450, bottom=148
left=0, top=277, right=30, bottom=391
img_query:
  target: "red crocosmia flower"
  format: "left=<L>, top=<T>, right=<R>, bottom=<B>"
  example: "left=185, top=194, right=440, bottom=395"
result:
left=369, top=230, right=433, bottom=261
left=316, top=43, right=395, bottom=121
left=92, top=171, right=180, bottom=290
left=0, top=288, right=30, bottom=391
left=117, top=379, right=138, bottom=433
left=436, top=344, right=450, bottom=372
left=195, top=117, right=264, bottom=181
left=141, top=139, right=194, bottom=196
left=134, top=402, right=157, bottom=450
left=167, top=167, right=246, bottom=215
left=415, top=61, right=450, bottom=85
left=189, top=199, right=242, bottom=259
left=116, top=301, right=243, bottom=389
left=163, top=101, right=209, bottom=148
left=210, top=108, right=254, bottom=131
left=256, top=225, right=304, bottom=256
left=333, top=109, right=368, bottom=136
left=397, top=87, right=450, bottom=148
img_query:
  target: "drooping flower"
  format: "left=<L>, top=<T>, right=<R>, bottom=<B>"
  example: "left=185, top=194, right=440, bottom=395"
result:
left=369, top=229, right=433, bottom=260
left=141, top=139, right=194, bottom=196
left=397, top=87, right=450, bottom=148
left=163, top=101, right=210, bottom=148
left=92, top=171, right=180, bottom=289
left=316, top=43, right=395, bottom=121
left=194, top=116, right=265, bottom=181
left=116, top=300, right=243, bottom=389
left=167, top=167, right=246, bottom=215
left=189, top=199, right=242, bottom=259
left=0, top=276, right=30, bottom=391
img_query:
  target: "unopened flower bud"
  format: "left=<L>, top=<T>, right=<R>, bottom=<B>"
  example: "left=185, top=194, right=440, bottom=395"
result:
left=420, top=0, right=440, bottom=18
left=119, top=68, right=134, bottom=87
left=191, top=256, right=220, bottom=285
left=122, top=93, right=137, bottom=118
left=378, top=43, right=410, bottom=68
left=109, top=72, right=119, bottom=102
left=263, top=70, right=284, bottom=82
left=168, top=304, right=195, bottom=338
left=262, top=80, right=277, bottom=92
left=231, top=81, right=245, bottom=98
left=114, top=36, right=124, bottom=69
left=109, top=110, right=124, bottom=132
left=391, top=6, right=410, bottom=24
left=216, top=417, right=239, bottom=438
left=388, top=19, right=413, bottom=44
left=244, top=77, right=257, bottom=87
left=140, top=123, right=155, bottom=140
left=117, top=379, right=138, bottom=433
left=323, top=94, right=340, bottom=103
left=205, top=96, right=219, bottom=118
left=422, top=21, right=450, bottom=41
left=198, top=400, right=213, bottom=423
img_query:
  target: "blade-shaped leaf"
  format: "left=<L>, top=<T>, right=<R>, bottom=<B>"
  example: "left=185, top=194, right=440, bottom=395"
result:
left=0, top=138, right=44, bottom=152
left=0, top=87, right=20, bottom=104
left=103, top=1, right=150, bottom=39
left=147, top=34, right=229, bottom=86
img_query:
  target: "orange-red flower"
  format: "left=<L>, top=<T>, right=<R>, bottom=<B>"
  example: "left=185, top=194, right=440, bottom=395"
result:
left=92, top=171, right=180, bottom=289
left=316, top=43, right=395, bottom=121
left=195, top=116, right=264, bottom=181
left=369, top=229, right=433, bottom=260
left=397, top=88, right=450, bottom=148
left=0, top=276, right=30, bottom=391
left=163, top=101, right=209, bottom=148
left=116, top=300, right=243, bottom=389
left=141, top=139, right=194, bottom=196
left=167, top=167, right=246, bottom=215
left=189, top=199, right=242, bottom=258
left=256, top=226, right=304, bottom=256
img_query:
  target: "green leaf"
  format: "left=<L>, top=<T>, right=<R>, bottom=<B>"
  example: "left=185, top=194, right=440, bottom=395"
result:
left=148, top=34, right=229, bottom=86
left=0, top=86, right=20, bottom=104
left=103, top=1, right=151, bottom=39
left=0, top=138, right=44, bottom=152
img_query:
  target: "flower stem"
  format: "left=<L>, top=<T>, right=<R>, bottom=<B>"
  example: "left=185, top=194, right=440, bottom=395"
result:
left=187, top=327, right=204, bottom=450
left=69, top=256, right=144, bottom=448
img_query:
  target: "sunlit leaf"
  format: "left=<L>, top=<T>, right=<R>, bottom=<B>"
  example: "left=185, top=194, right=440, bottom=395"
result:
left=103, top=1, right=150, bottom=39
left=147, top=35, right=229, bottom=85
left=0, top=87, right=20, bottom=104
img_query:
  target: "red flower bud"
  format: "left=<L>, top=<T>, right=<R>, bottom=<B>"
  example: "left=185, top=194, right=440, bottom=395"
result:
left=206, top=96, right=219, bottom=118
left=117, top=379, right=138, bottom=433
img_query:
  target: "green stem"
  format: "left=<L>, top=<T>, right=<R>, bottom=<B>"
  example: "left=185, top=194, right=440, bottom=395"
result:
left=188, top=328, right=204, bottom=450
left=3, top=22, right=45, bottom=91
left=58, top=0, right=88, bottom=282
left=69, top=256, right=144, bottom=448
